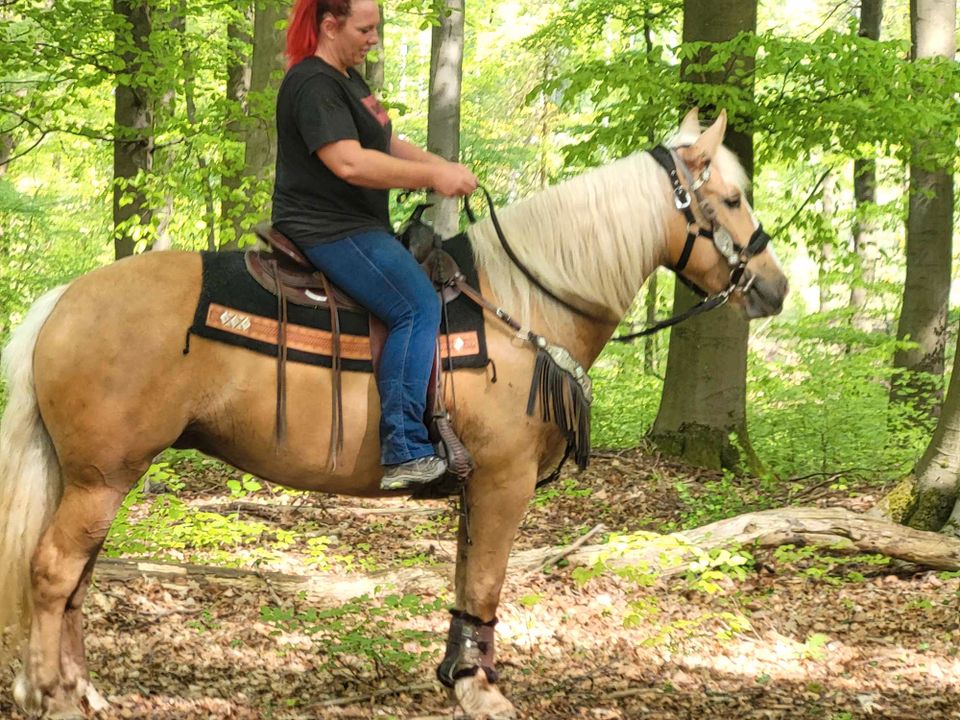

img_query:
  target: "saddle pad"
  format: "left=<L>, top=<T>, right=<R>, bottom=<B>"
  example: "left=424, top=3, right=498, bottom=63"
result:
left=187, top=233, right=489, bottom=373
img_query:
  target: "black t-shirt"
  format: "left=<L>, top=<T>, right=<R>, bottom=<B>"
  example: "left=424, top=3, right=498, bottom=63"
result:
left=271, top=57, right=393, bottom=246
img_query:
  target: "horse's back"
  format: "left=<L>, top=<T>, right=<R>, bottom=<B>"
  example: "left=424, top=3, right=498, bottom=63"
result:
left=30, top=251, right=385, bottom=492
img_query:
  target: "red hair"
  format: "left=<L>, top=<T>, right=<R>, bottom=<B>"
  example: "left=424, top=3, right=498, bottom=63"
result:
left=286, top=0, right=352, bottom=68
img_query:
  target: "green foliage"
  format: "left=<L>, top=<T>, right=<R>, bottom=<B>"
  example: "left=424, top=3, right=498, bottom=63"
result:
left=531, top=476, right=592, bottom=507
left=589, top=340, right=667, bottom=450
left=261, top=592, right=444, bottom=679
left=674, top=472, right=778, bottom=528
left=572, top=531, right=756, bottom=646
left=227, top=473, right=262, bottom=499
left=590, top=298, right=931, bottom=483
left=772, top=544, right=890, bottom=585
left=800, top=632, right=832, bottom=661
left=104, top=464, right=294, bottom=566
left=304, top=535, right=379, bottom=573
left=748, top=310, right=931, bottom=479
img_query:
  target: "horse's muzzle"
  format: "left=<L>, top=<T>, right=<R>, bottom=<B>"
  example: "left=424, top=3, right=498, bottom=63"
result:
left=743, top=272, right=788, bottom=318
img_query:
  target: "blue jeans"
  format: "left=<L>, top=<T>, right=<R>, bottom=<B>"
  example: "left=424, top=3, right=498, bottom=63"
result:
left=302, top=230, right=440, bottom=465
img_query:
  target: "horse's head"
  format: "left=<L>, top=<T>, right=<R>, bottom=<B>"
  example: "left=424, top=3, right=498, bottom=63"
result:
left=661, top=109, right=788, bottom=319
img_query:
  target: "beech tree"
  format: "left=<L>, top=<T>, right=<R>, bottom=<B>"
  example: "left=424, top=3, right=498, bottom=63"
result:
left=113, top=0, right=154, bottom=259
left=890, top=0, right=956, bottom=416
left=426, top=0, right=465, bottom=238
left=848, top=0, right=883, bottom=324
left=881, top=0, right=959, bottom=532
left=227, top=0, right=287, bottom=250
left=220, top=0, right=254, bottom=248
left=363, top=2, right=385, bottom=93
left=648, top=0, right=759, bottom=471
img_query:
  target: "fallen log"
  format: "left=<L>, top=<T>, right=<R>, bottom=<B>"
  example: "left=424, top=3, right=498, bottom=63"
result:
left=509, top=506, right=960, bottom=573
left=94, top=507, right=960, bottom=603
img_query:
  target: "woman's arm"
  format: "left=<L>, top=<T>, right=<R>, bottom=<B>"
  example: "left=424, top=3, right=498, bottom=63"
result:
left=317, top=139, right=476, bottom=197
left=389, top=134, right=446, bottom=164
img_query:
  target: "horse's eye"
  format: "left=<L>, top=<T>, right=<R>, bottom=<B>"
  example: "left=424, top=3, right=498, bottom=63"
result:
left=723, top=196, right=742, bottom=209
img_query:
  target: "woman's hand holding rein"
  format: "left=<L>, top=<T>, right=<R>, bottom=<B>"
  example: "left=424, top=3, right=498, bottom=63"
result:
left=431, top=162, right=477, bottom=198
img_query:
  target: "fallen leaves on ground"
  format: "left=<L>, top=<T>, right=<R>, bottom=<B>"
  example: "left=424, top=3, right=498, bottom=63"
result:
left=3, top=448, right=959, bottom=719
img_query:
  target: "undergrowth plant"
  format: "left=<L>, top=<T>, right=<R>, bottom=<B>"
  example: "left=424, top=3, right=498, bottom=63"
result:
left=772, top=544, right=891, bottom=585
left=104, top=463, right=295, bottom=567
left=261, top=593, right=445, bottom=682
left=748, top=310, right=932, bottom=480
left=591, top=306, right=933, bottom=482
left=572, top=531, right=755, bottom=646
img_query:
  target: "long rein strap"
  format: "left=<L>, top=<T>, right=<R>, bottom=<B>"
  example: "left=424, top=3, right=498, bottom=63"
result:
left=464, top=186, right=612, bottom=325
left=610, top=289, right=733, bottom=342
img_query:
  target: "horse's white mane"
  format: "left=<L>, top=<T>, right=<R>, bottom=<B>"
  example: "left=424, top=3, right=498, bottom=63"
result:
left=467, top=134, right=749, bottom=336
left=468, top=152, right=669, bottom=336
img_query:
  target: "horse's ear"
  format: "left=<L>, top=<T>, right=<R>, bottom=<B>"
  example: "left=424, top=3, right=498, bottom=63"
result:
left=680, top=108, right=701, bottom=136
left=687, top=109, right=727, bottom=168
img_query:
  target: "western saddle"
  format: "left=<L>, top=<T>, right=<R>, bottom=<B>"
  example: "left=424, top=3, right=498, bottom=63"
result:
left=244, top=222, right=474, bottom=499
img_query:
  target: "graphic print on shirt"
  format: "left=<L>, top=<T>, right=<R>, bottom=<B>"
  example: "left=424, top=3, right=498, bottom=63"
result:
left=361, top=95, right=390, bottom=127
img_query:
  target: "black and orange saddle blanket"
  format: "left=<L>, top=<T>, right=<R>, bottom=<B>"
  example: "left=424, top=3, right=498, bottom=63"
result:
left=187, top=233, right=488, bottom=372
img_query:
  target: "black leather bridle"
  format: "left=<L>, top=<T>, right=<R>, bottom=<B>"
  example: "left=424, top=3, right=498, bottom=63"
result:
left=612, top=145, right=772, bottom=341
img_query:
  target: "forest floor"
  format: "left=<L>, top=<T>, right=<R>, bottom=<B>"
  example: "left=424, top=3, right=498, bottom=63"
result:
left=3, top=447, right=960, bottom=720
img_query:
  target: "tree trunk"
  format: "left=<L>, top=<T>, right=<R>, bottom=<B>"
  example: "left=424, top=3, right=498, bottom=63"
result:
left=151, top=0, right=185, bottom=252
left=904, top=325, right=960, bottom=531
left=649, top=0, right=758, bottom=472
left=890, top=0, right=956, bottom=416
left=95, top=506, right=960, bottom=605
left=363, top=3, right=385, bottom=93
left=0, top=132, right=16, bottom=178
left=112, top=0, right=154, bottom=259
left=848, top=0, right=883, bottom=325
left=643, top=274, right=658, bottom=375
left=426, top=0, right=465, bottom=238
left=220, top=0, right=254, bottom=249
left=182, top=18, right=218, bottom=252
left=817, top=170, right=837, bottom=313
left=221, top=0, right=286, bottom=251
left=528, top=506, right=960, bottom=574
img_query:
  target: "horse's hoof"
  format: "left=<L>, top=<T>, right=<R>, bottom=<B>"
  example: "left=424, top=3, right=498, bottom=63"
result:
left=45, top=711, right=86, bottom=720
left=80, top=680, right=110, bottom=713
left=43, top=692, right=88, bottom=720
left=453, top=669, right=518, bottom=719
left=13, top=669, right=43, bottom=715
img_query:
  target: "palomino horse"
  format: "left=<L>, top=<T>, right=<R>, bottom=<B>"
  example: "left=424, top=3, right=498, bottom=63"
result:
left=0, top=109, right=787, bottom=719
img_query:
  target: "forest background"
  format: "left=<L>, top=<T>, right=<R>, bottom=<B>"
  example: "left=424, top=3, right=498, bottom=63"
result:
left=1, top=0, right=959, bottom=522
left=4, top=0, right=960, bottom=717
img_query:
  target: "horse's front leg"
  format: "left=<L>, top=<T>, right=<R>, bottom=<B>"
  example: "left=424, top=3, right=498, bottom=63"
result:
left=442, top=460, right=537, bottom=719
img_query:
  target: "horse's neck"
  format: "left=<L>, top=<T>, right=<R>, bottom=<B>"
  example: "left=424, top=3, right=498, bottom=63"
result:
left=469, top=153, right=671, bottom=357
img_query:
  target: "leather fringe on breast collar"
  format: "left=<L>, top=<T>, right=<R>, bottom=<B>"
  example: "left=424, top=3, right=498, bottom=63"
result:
left=451, top=275, right=593, bottom=476
left=526, top=343, right=592, bottom=471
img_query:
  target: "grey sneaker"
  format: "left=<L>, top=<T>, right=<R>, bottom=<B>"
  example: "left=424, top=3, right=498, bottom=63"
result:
left=380, top=455, right=448, bottom=491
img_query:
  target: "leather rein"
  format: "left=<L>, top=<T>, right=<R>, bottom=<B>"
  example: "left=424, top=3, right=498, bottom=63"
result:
left=463, top=145, right=771, bottom=342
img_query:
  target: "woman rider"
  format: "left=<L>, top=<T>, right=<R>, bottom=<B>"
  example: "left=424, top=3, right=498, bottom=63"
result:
left=272, top=0, right=477, bottom=492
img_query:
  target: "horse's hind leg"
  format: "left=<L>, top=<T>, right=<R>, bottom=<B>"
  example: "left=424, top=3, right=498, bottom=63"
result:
left=16, top=477, right=125, bottom=718
left=61, top=548, right=110, bottom=714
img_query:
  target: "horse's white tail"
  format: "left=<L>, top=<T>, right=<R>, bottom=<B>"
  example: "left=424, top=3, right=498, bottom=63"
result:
left=0, top=285, right=69, bottom=662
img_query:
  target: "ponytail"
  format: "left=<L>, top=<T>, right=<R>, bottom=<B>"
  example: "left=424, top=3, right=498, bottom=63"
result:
left=286, top=0, right=352, bottom=69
